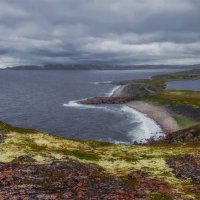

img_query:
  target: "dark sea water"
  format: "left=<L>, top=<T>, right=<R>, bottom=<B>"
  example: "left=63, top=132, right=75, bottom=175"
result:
left=0, top=69, right=184, bottom=143
left=166, top=80, right=200, bottom=91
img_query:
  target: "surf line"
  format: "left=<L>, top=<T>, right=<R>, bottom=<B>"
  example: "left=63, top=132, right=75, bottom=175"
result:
left=121, top=105, right=164, bottom=143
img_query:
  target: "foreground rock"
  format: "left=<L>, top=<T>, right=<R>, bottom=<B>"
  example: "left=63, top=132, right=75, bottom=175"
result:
left=162, top=124, right=200, bottom=144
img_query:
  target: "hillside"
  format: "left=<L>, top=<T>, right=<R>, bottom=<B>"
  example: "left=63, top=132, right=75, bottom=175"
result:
left=0, top=121, right=200, bottom=199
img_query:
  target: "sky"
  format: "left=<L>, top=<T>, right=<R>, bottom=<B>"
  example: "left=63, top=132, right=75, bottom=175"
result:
left=0, top=0, right=200, bottom=68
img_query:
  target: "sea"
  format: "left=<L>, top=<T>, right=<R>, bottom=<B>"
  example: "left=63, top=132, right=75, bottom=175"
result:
left=0, top=68, right=186, bottom=143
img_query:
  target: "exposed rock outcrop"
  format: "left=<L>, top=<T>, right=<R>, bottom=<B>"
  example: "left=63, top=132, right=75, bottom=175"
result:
left=79, top=96, right=133, bottom=104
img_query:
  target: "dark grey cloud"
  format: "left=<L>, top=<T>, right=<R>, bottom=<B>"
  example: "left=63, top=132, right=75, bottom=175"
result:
left=0, top=0, right=200, bottom=68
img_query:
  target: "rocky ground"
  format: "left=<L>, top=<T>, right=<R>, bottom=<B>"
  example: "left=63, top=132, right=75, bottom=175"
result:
left=161, top=124, right=200, bottom=144
left=167, top=154, right=200, bottom=193
left=0, top=123, right=200, bottom=199
left=0, top=157, right=135, bottom=200
left=0, top=156, right=182, bottom=200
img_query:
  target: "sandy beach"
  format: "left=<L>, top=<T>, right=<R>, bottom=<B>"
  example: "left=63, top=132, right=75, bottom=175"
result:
left=127, top=101, right=181, bottom=134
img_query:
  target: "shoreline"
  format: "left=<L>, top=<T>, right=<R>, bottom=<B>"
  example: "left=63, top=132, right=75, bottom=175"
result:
left=75, top=78, right=184, bottom=138
left=121, top=105, right=163, bottom=143
left=127, top=101, right=181, bottom=134
left=111, top=82, right=182, bottom=134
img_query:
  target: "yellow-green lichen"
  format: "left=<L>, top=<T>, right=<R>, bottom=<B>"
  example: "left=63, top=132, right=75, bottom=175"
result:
left=0, top=123, right=199, bottom=199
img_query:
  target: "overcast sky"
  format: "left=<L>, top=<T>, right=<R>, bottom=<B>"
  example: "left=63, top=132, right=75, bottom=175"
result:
left=0, top=0, right=200, bottom=68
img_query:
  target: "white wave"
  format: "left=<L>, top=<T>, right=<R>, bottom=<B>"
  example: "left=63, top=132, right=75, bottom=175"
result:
left=91, top=81, right=112, bottom=85
left=63, top=99, right=119, bottom=113
left=91, top=81, right=100, bottom=85
left=63, top=100, right=102, bottom=109
left=121, top=106, right=163, bottom=143
left=106, top=85, right=121, bottom=96
left=112, top=140, right=130, bottom=145
left=102, top=81, right=112, bottom=84
left=98, top=138, right=129, bottom=145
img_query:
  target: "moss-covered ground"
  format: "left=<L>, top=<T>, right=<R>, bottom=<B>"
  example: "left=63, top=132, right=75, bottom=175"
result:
left=139, top=90, right=200, bottom=108
left=0, top=121, right=200, bottom=199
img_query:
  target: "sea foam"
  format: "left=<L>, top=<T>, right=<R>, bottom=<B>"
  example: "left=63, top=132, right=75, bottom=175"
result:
left=91, top=81, right=112, bottom=85
left=63, top=100, right=101, bottom=109
left=106, top=85, right=121, bottom=96
left=121, top=106, right=164, bottom=143
left=63, top=99, right=118, bottom=113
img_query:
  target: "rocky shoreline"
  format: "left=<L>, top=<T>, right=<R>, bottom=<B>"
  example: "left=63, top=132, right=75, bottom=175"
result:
left=79, top=96, right=133, bottom=104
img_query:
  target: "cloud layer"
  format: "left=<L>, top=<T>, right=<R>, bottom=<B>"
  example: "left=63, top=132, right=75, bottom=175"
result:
left=0, top=0, right=200, bottom=67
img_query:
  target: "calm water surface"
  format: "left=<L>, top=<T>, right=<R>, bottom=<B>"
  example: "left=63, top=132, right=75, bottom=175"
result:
left=166, top=80, right=200, bottom=91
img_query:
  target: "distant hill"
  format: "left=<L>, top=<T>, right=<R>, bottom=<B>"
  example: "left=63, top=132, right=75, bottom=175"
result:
left=3, top=63, right=200, bottom=70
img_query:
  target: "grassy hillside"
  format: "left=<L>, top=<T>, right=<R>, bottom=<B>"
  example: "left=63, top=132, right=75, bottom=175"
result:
left=0, top=121, right=200, bottom=199
left=140, top=90, right=200, bottom=108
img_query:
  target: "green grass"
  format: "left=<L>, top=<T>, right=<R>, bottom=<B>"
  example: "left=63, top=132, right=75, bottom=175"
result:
left=139, top=90, right=200, bottom=108
left=65, top=150, right=100, bottom=161
left=0, top=121, right=38, bottom=134
left=173, top=115, right=199, bottom=128
left=11, top=137, right=100, bottom=161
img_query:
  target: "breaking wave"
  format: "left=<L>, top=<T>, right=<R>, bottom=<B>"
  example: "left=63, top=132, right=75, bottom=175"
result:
left=63, top=100, right=103, bottom=109
left=120, top=106, right=164, bottom=143
left=106, top=85, right=121, bottom=97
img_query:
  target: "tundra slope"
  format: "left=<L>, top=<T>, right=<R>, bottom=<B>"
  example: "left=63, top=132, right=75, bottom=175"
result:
left=0, top=121, right=200, bottom=199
